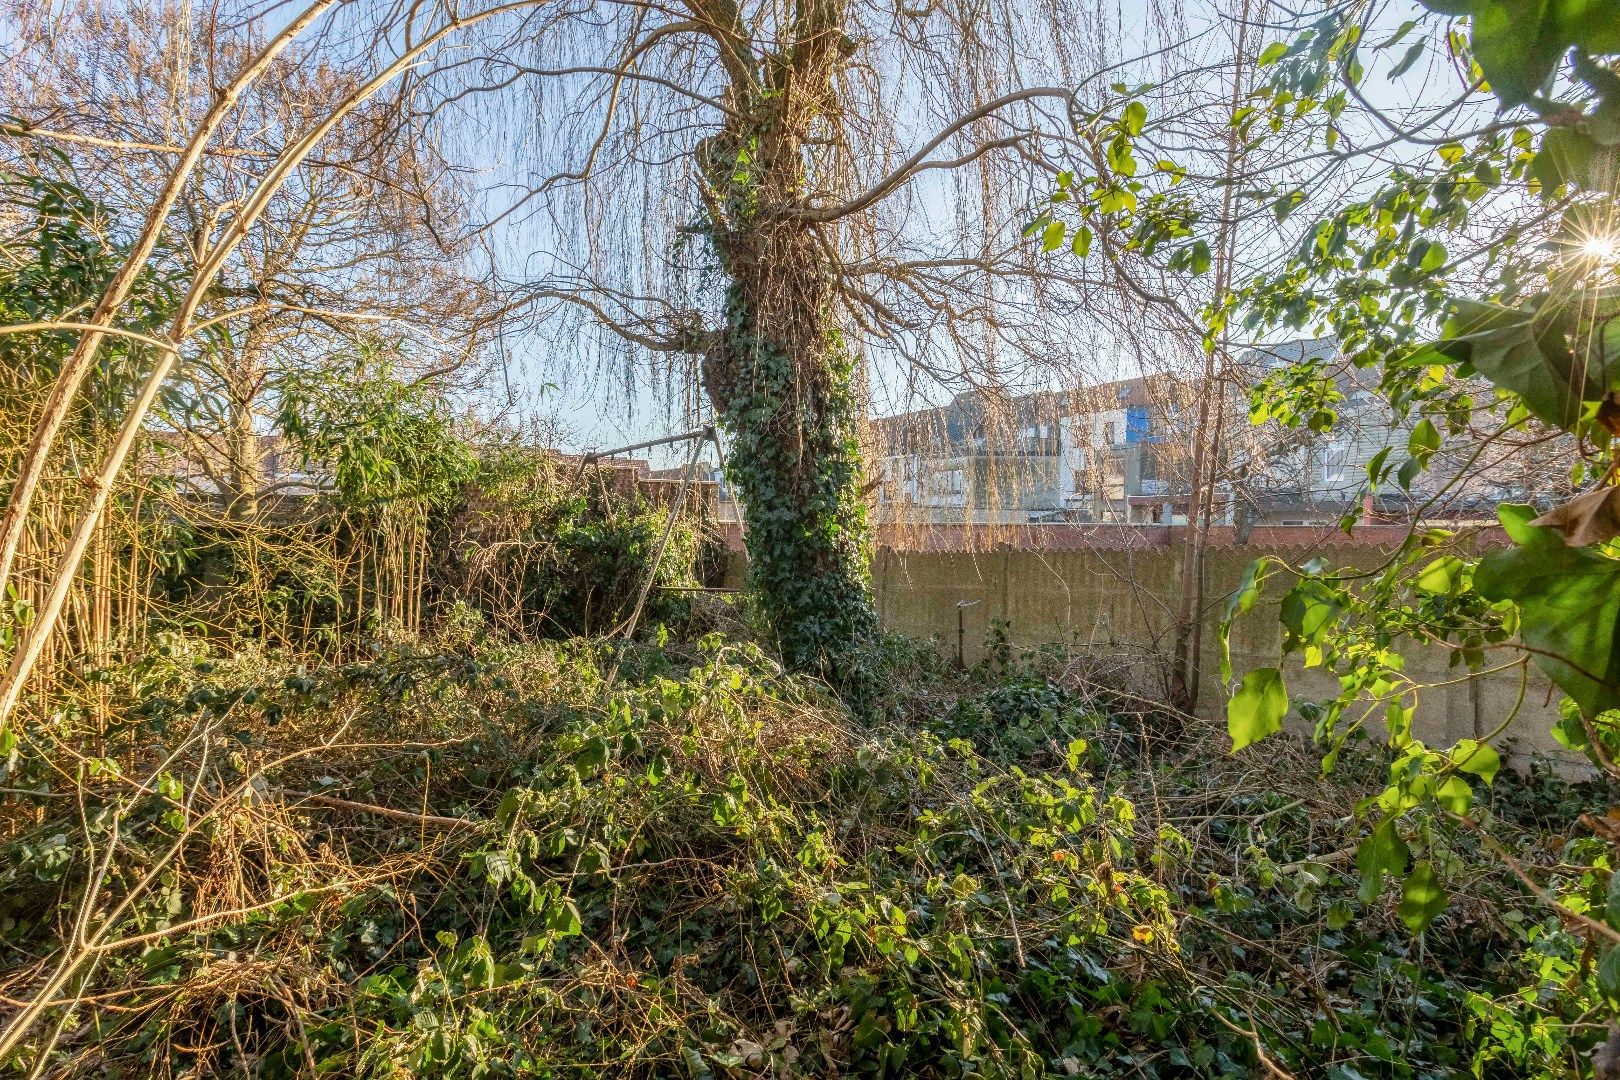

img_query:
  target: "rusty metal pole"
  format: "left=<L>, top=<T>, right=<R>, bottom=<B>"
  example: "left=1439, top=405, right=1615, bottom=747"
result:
left=956, top=598, right=980, bottom=669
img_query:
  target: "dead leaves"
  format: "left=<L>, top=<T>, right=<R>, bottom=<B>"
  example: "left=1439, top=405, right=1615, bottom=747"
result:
left=1530, top=486, right=1620, bottom=546
left=1596, top=391, right=1620, bottom=438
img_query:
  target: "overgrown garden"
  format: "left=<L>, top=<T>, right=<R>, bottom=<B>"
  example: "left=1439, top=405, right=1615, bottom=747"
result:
left=6, top=0, right=1620, bottom=1074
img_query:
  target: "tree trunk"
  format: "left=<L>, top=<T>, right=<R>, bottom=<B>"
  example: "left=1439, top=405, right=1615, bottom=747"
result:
left=1169, top=0, right=1253, bottom=715
left=695, top=8, right=880, bottom=693
left=223, top=341, right=266, bottom=524
left=704, top=252, right=879, bottom=685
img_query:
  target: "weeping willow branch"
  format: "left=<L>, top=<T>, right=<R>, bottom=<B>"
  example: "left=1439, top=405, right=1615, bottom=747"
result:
left=787, top=86, right=1079, bottom=223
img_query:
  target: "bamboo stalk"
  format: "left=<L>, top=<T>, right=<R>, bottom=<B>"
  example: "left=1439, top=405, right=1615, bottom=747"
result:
left=0, top=1, right=340, bottom=605
left=0, top=5, right=537, bottom=725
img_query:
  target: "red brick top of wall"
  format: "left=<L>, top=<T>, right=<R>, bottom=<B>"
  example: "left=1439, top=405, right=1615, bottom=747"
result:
left=712, top=521, right=1510, bottom=554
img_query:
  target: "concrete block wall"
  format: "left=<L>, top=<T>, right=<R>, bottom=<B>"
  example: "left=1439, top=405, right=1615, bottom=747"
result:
left=872, top=543, right=1579, bottom=770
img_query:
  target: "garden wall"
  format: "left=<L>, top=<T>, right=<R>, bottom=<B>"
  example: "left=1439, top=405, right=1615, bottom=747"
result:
left=870, top=541, right=1578, bottom=770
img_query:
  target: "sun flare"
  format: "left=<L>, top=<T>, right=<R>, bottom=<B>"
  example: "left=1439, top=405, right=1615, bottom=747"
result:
left=1579, top=231, right=1620, bottom=262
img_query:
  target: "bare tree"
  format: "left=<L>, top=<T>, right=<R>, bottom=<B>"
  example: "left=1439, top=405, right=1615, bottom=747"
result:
left=405, top=0, right=1171, bottom=682
left=2, top=0, right=502, bottom=523
left=0, top=0, right=536, bottom=727
left=0, top=0, right=1233, bottom=708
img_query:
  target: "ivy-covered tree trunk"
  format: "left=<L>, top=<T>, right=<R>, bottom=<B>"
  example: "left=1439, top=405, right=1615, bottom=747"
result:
left=695, top=7, right=880, bottom=690
left=704, top=256, right=879, bottom=686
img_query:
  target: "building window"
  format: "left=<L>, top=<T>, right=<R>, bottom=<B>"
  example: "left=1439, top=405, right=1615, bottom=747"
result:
left=1020, top=423, right=1052, bottom=452
left=1124, top=406, right=1149, bottom=444
left=877, top=456, right=913, bottom=502
left=925, top=468, right=965, bottom=497
left=1322, top=440, right=1350, bottom=482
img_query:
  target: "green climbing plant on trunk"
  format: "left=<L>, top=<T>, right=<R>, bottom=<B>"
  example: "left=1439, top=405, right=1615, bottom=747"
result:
left=690, top=10, right=880, bottom=694
left=711, top=286, right=878, bottom=687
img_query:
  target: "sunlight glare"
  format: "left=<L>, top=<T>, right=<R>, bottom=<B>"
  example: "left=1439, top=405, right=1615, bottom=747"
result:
left=1580, top=231, right=1620, bottom=262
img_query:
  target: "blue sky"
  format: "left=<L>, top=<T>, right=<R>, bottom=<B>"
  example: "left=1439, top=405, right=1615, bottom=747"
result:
left=465, top=0, right=1477, bottom=465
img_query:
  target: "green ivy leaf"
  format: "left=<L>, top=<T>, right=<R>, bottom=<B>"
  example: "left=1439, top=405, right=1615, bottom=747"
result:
left=1366, top=446, right=1392, bottom=485
left=1415, top=555, right=1467, bottom=595
left=1600, top=944, right=1620, bottom=1004
left=1534, top=126, right=1619, bottom=194
left=1070, top=226, right=1093, bottom=258
left=1219, top=558, right=1266, bottom=682
left=1107, top=134, right=1139, bottom=177
left=1189, top=239, right=1212, bottom=275
left=1065, top=738, right=1089, bottom=772
left=1386, top=701, right=1416, bottom=748
left=1465, top=0, right=1567, bottom=107
left=1381, top=18, right=1419, bottom=48
left=573, top=735, right=610, bottom=775
left=1389, top=38, right=1427, bottom=78
left=1228, top=667, right=1287, bottom=751
left=1436, top=774, right=1474, bottom=813
left=1407, top=418, right=1441, bottom=461
left=1123, top=100, right=1148, bottom=136
left=1552, top=703, right=1593, bottom=751
left=1450, top=738, right=1502, bottom=783
left=1097, top=186, right=1138, bottom=214
left=1397, top=861, right=1448, bottom=931
left=1535, top=127, right=1588, bottom=192
left=547, top=898, right=582, bottom=937
left=1475, top=504, right=1620, bottom=716
left=1396, top=455, right=1424, bottom=491
left=1421, top=239, right=1448, bottom=272
left=1356, top=818, right=1410, bottom=903
left=1415, top=299, right=1590, bottom=430
left=1558, top=0, right=1620, bottom=53
left=1041, top=220, right=1067, bottom=252
left=1280, top=579, right=1340, bottom=648
left=1272, top=190, right=1304, bottom=222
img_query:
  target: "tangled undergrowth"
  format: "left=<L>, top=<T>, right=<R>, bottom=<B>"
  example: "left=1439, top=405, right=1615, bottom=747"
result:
left=0, top=614, right=1611, bottom=1078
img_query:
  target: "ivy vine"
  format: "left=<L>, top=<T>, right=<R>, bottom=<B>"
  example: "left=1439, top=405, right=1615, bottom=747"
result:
left=698, top=111, right=881, bottom=700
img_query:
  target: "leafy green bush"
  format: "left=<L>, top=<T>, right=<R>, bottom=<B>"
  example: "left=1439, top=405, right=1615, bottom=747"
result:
left=440, top=442, right=717, bottom=641
left=519, top=492, right=704, bottom=638
left=939, top=678, right=1101, bottom=765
